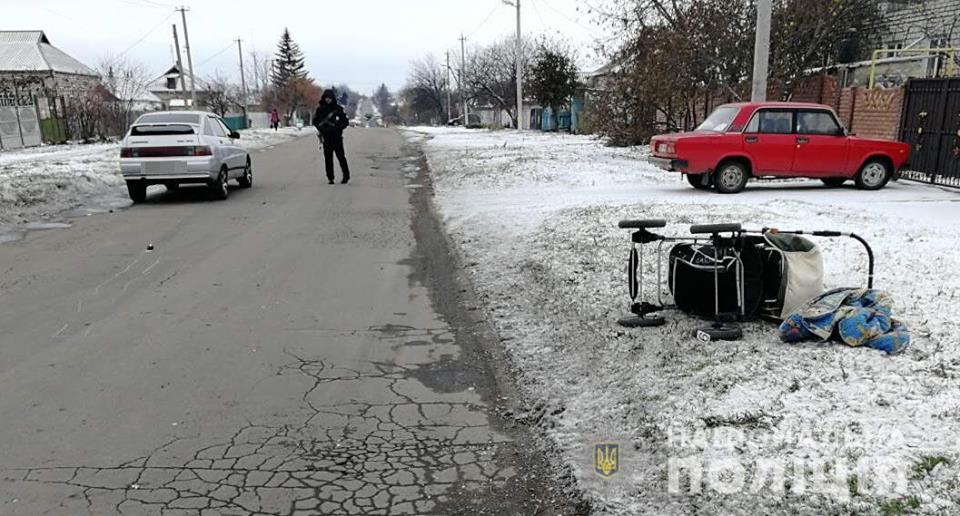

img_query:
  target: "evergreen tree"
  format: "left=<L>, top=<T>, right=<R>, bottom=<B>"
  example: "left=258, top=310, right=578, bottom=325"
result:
left=528, top=41, right=579, bottom=123
left=372, top=83, right=395, bottom=115
left=270, top=28, right=307, bottom=89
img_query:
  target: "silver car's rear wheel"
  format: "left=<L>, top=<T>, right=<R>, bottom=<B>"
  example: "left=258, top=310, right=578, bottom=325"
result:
left=209, top=167, right=229, bottom=200
left=238, top=159, right=253, bottom=188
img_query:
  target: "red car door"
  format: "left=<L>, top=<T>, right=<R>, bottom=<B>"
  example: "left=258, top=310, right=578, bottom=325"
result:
left=792, top=109, right=851, bottom=176
left=742, top=109, right=795, bottom=175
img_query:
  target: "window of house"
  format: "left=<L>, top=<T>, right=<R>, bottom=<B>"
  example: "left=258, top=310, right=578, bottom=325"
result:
left=929, top=37, right=950, bottom=76
left=166, top=77, right=177, bottom=90
left=887, top=42, right=904, bottom=59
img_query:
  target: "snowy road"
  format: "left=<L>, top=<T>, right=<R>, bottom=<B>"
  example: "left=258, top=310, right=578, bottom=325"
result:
left=0, top=129, right=574, bottom=515
left=407, top=127, right=960, bottom=515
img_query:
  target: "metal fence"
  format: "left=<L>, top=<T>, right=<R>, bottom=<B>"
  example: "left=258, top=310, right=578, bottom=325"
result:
left=898, top=78, right=960, bottom=188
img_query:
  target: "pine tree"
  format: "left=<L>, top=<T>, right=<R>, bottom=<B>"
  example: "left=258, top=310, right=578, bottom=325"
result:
left=270, top=28, right=307, bottom=89
left=372, top=83, right=394, bottom=115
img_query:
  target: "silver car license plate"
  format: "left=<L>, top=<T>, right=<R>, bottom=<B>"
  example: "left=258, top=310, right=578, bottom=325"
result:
left=142, top=161, right=187, bottom=175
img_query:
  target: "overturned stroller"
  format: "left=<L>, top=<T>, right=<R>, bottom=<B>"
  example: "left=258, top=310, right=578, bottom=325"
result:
left=616, top=220, right=874, bottom=341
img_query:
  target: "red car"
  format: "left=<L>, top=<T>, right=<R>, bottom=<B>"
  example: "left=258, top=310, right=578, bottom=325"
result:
left=648, top=102, right=911, bottom=193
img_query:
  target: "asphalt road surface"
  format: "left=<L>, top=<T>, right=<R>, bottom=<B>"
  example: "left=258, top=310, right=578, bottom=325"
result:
left=0, top=129, right=575, bottom=515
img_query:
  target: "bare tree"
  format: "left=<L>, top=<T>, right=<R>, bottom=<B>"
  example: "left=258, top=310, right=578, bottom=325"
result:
left=589, top=0, right=884, bottom=145
left=246, top=49, right=273, bottom=98
left=203, top=72, right=242, bottom=116
left=401, top=55, right=448, bottom=124
left=97, top=55, right=151, bottom=132
left=463, top=37, right=535, bottom=128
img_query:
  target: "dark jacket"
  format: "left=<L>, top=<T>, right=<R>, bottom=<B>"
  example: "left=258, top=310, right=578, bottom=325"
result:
left=313, top=90, right=349, bottom=140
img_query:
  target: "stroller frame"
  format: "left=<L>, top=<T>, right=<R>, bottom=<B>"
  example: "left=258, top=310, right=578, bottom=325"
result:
left=616, top=219, right=876, bottom=342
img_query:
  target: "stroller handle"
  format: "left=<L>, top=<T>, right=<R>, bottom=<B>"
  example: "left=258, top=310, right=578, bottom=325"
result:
left=756, top=228, right=875, bottom=289
left=618, top=219, right=667, bottom=229
left=690, top=223, right=742, bottom=235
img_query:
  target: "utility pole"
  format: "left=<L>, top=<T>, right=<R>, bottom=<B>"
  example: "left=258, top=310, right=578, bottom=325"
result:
left=459, top=34, right=468, bottom=125
left=237, top=39, right=248, bottom=127
left=177, top=6, right=197, bottom=106
left=172, top=25, right=188, bottom=107
left=751, top=0, right=772, bottom=102
left=445, top=50, right=453, bottom=123
left=503, top=0, right=522, bottom=129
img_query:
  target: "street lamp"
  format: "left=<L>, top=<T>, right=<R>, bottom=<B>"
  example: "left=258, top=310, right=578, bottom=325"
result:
left=502, top=0, right=522, bottom=130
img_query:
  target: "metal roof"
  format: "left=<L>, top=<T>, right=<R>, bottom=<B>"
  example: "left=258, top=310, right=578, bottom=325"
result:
left=0, top=30, right=98, bottom=76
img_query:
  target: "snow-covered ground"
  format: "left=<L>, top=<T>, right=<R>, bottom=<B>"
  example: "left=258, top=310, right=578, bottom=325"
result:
left=0, top=127, right=311, bottom=238
left=405, top=126, right=960, bottom=515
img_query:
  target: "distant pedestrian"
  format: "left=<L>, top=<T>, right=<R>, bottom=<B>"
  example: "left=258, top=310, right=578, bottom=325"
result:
left=313, top=90, right=351, bottom=185
left=270, top=108, right=280, bottom=131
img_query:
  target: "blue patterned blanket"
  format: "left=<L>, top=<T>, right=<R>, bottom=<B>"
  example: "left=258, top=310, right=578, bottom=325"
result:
left=779, top=288, right=910, bottom=354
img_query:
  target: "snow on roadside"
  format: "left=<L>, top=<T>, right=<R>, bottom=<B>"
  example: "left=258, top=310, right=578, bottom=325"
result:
left=0, top=127, right=311, bottom=229
left=405, top=126, right=960, bottom=515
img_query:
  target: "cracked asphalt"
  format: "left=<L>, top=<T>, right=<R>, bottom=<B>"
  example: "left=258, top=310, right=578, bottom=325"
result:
left=0, top=129, right=578, bottom=515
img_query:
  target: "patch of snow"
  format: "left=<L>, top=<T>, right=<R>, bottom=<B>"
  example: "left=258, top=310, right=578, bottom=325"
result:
left=405, top=127, right=960, bottom=514
left=0, top=126, right=311, bottom=233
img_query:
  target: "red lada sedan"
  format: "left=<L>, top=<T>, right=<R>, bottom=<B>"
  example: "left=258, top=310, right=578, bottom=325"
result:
left=648, top=102, right=911, bottom=193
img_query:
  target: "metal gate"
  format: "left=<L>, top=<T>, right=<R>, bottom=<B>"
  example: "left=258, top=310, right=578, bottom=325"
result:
left=899, top=78, right=960, bottom=187
left=0, top=97, right=42, bottom=150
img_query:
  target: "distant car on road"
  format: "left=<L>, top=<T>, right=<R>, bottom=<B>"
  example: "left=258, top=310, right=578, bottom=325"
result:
left=648, top=102, right=911, bottom=193
left=120, top=111, right=252, bottom=202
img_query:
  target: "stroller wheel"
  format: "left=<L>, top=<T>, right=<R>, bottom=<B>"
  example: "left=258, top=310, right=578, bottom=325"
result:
left=618, top=315, right=666, bottom=328
left=694, top=325, right=743, bottom=342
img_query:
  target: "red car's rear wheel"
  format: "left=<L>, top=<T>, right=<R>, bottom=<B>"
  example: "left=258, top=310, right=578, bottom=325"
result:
left=686, top=173, right=713, bottom=190
left=714, top=162, right=748, bottom=194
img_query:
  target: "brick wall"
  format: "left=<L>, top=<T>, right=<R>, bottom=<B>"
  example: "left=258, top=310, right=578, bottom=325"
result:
left=782, top=74, right=905, bottom=142
left=847, top=87, right=905, bottom=141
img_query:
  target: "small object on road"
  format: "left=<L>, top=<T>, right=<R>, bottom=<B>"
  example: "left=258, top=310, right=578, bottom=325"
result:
left=146, top=244, right=154, bottom=252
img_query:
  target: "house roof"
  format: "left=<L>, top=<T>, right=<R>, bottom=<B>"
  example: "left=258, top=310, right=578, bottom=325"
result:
left=0, top=30, right=98, bottom=76
left=147, top=64, right=206, bottom=93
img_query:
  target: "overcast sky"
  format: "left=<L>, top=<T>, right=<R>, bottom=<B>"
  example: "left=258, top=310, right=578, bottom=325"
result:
left=5, top=0, right=611, bottom=95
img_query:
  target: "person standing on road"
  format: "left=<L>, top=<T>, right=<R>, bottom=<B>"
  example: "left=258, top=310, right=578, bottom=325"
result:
left=270, top=108, right=280, bottom=131
left=313, top=90, right=351, bottom=185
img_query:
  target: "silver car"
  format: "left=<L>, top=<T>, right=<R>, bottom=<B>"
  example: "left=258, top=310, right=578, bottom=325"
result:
left=120, top=111, right=252, bottom=202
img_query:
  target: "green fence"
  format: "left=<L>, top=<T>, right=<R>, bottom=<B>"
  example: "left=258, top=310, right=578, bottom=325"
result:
left=39, top=118, right=67, bottom=143
left=222, top=115, right=248, bottom=131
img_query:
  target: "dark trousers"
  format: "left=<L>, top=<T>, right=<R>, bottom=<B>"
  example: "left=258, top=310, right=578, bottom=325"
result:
left=322, top=137, right=350, bottom=181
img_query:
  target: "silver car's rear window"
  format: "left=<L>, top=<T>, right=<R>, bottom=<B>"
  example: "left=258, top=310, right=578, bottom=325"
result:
left=130, top=124, right=196, bottom=136
left=135, top=113, right=202, bottom=125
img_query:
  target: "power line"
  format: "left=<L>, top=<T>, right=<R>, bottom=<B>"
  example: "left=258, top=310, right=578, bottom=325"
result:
left=468, top=4, right=502, bottom=38
left=114, top=0, right=169, bottom=9
left=581, top=0, right=620, bottom=21
left=529, top=0, right=548, bottom=30
left=537, top=0, right=603, bottom=36
left=197, top=41, right=236, bottom=67
left=118, top=11, right=175, bottom=57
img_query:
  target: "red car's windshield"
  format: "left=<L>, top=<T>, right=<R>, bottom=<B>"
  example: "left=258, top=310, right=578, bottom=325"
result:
left=696, top=106, right=739, bottom=132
